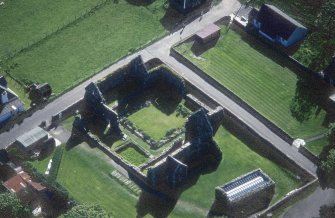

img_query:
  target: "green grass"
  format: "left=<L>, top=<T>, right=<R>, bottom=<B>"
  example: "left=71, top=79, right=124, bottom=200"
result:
left=0, top=0, right=104, bottom=59
left=128, top=105, right=185, bottom=141
left=305, top=136, right=328, bottom=156
left=57, top=143, right=138, bottom=217
left=176, top=27, right=327, bottom=139
left=29, top=155, right=52, bottom=175
left=176, top=127, right=302, bottom=210
left=61, top=116, right=75, bottom=132
left=4, top=0, right=167, bottom=95
left=4, top=75, right=31, bottom=108
left=119, top=147, right=148, bottom=166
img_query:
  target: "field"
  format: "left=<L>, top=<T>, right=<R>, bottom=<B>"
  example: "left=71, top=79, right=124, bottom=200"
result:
left=128, top=104, right=185, bottom=141
left=118, top=147, right=148, bottom=166
left=0, top=0, right=105, bottom=59
left=305, top=136, right=328, bottom=156
left=2, top=0, right=167, bottom=96
left=58, top=143, right=138, bottom=217
left=28, top=121, right=303, bottom=217
left=175, top=126, right=302, bottom=211
left=176, top=26, right=327, bottom=139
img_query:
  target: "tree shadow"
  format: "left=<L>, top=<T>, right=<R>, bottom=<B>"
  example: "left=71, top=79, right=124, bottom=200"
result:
left=125, top=0, right=155, bottom=6
left=160, top=0, right=212, bottom=32
left=289, top=74, right=333, bottom=125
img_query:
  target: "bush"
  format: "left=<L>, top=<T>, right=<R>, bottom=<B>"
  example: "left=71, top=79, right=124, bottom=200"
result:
left=48, top=145, right=64, bottom=183
left=0, top=193, right=31, bottom=218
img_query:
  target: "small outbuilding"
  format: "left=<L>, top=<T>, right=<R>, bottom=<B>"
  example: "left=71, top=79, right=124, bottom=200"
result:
left=195, top=24, right=221, bottom=44
left=210, top=169, right=275, bottom=217
left=15, top=127, right=49, bottom=154
left=251, top=4, right=307, bottom=47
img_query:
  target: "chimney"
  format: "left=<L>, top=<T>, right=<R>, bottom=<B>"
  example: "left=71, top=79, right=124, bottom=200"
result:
left=1, top=90, right=9, bottom=104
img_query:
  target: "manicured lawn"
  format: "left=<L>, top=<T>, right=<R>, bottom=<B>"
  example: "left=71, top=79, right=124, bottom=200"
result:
left=4, top=0, right=167, bottom=95
left=305, top=136, right=328, bottom=156
left=176, top=127, right=302, bottom=210
left=57, top=143, right=138, bottom=217
left=119, top=147, right=148, bottom=166
left=0, top=0, right=103, bottom=59
left=176, top=26, right=327, bottom=139
left=128, top=105, right=185, bottom=141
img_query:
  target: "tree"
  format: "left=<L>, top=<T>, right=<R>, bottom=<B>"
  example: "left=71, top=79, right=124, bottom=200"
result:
left=308, top=0, right=335, bottom=71
left=319, top=204, right=335, bottom=218
left=60, top=203, right=112, bottom=218
left=320, top=149, right=335, bottom=188
left=0, top=193, right=31, bottom=218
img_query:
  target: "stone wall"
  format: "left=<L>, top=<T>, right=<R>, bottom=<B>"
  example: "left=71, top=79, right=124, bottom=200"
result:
left=50, top=98, right=84, bottom=126
left=171, top=42, right=294, bottom=144
left=299, top=146, right=319, bottom=165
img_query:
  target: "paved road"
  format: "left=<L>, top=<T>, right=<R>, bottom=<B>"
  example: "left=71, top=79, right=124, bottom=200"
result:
left=0, top=0, right=316, bottom=175
left=284, top=187, right=335, bottom=218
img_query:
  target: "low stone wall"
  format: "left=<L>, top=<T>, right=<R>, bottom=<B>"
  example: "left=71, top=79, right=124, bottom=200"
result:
left=51, top=98, right=84, bottom=126
left=139, top=138, right=183, bottom=171
left=223, top=109, right=315, bottom=183
left=114, top=142, right=151, bottom=158
left=184, top=86, right=315, bottom=181
left=299, top=146, right=319, bottom=165
left=257, top=179, right=319, bottom=217
left=171, top=43, right=294, bottom=144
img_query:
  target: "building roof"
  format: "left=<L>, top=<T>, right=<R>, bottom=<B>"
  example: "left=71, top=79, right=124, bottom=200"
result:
left=16, top=127, right=48, bottom=149
left=220, top=169, right=274, bottom=201
left=257, top=4, right=306, bottom=40
left=3, top=171, right=46, bottom=193
left=19, top=171, right=46, bottom=191
left=3, top=174, right=27, bottom=193
left=196, top=24, right=221, bottom=40
left=0, top=82, right=24, bottom=118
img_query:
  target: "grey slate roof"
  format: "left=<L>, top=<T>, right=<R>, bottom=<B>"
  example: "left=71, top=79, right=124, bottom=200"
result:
left=16, top=127, right=48, bottom=148
left=257, top=4, right=306, bottom=40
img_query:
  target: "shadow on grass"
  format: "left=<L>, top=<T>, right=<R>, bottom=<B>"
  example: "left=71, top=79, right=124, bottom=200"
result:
left=136, top=158, right=220, bottom=217
left=289, top=73, right=334, bottom=126
left=190, top=37, right=219, bottom=56
left=125, top=0, right=155, bottom=6
left=160, top=0, right=213, bottom=33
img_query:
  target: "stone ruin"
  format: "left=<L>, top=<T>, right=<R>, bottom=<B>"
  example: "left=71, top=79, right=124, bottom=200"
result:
left=77, top=56, right=225, bottom=197
left=147, top=107, right=224, bottom=193
left=84, top=82, right=122, bottom=138
left=209, top=168, right=275, bottom=217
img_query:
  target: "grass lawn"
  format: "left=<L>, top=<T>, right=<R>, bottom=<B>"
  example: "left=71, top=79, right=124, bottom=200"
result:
left=175, top=126, right=302, bottom=210
left=4, top=75, right=31, bottom=107
left=176, top=26, right=327, bottom=139
left=119, top=147, right=148, bottom=166
left=128, top=105, right=185, bottom=141
left=0, top=0, right=104, bottom=59
left=29, top=155, right=52, bottom=175
left=57, top=143, right=138, bottom=217
left=305, top=136, right=328, bottom=156
left=4, top=0, right=167, bottom=95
